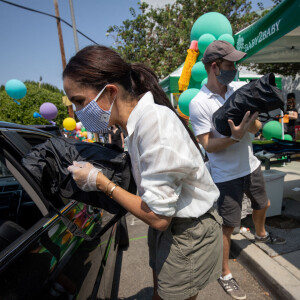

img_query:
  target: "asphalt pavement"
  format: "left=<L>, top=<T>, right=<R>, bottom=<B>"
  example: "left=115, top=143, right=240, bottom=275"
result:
left=112, top=161, right=300, bottom=300
left=231, top=161, right=300, bottom=300
left=111, top=214, right=272, bottom=300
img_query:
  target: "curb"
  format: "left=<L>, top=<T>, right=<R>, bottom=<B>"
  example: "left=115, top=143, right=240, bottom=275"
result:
left=231, top=234, right=300, bottom=300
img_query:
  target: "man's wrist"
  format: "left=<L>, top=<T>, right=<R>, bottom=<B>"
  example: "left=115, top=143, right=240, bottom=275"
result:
left=230, top=136, right=240, bottom=143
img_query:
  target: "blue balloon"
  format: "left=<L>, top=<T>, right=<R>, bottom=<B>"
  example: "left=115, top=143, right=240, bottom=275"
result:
left=5, top=79, right=27, bottom=100
left=33, top=112, right=42, bottom=118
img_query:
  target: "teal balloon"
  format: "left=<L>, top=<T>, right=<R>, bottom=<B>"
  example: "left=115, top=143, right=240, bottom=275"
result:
left=284, top=134, right=293, bottom=141
left=262, top=121, right=282, bottom=140
left=191, top=62, right=207, bottom=83
left=198, top=33, right=216, bottom=54
left=196, top=53, right=203, bottom=62
left=5, top=79, right=27, bottom=99
left=190, top=12, right=232, bottom=41
left=218, top=33, right=235, bottom=46
left=178, top=88, right=200, bottom=116
left=188, top=77, right=201, bottom=89
left=201, top=77, right=208, bottom=87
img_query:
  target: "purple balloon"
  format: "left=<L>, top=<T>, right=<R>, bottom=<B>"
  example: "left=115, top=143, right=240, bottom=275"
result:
left=39, top=102, right=58, bottom=120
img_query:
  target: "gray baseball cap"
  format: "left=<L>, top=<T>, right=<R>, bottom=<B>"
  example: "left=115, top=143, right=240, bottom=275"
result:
left=202, top=40, right=247, bottom=64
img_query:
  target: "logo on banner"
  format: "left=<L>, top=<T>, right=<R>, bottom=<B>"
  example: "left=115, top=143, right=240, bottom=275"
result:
left=236, top=36, right=245, bottom=51
left=236, top=19, right=281, bottom=52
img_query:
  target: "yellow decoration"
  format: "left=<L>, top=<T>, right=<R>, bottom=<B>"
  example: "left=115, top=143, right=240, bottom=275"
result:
left=62, top=96, right=72, bottom=106
left=178, top=49, right=199, bottom=91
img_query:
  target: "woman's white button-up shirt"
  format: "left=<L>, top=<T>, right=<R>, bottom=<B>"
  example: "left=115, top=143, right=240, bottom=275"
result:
left=125, top=92, right=219, bottom=218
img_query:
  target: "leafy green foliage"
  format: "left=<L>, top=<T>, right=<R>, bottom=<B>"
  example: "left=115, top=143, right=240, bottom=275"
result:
left=0, top=81, right=69, bottom=127
left=107, top=0, right=260, bottom=79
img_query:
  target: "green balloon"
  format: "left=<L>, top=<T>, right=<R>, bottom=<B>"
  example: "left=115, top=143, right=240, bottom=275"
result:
left=284, top=134, right=293, bottom=141
left=218, top=33, right=235, bottom=46
left=178, top=88, right=200, bottom=116
left=81, top=127, right=87, bottom=132
left=201, top=77, right=208, bottom=87
left=188, top=77, right=201, bottom=89
left=198, top=33, right=216, bottom=54
left=191, top=62, right=207, bottom=83
left=196, top=53, right=203, bottom=62
left=262, top=121, right=282, bottom=140
left=190, top=12, right=232, bottom=41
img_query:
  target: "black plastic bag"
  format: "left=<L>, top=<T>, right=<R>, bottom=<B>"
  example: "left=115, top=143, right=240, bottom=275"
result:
left=22, top=137, right=136, bottom=214
left=212, top=73, right=284, bottom=136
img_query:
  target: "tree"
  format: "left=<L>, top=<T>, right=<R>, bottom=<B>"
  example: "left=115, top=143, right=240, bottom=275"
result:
left=0, top=81, right=69, bottom=127
left=107, top=0, right=260, bottom=79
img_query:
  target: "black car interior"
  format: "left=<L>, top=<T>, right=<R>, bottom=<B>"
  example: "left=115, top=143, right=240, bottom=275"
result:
left=0, top=158, right=43, bottom=231
left=0, top=130, right=52, bottom=255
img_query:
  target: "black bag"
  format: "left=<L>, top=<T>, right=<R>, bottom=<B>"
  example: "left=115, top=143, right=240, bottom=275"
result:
left=212, top=73, right=284, bottom=136
left=22, top=137, right=136, bottom=214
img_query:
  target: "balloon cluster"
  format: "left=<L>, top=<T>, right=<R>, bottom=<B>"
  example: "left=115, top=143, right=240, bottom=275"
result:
left=178, top=12, right=235, bottom=118
left=63, top=120, right=95, bottom=143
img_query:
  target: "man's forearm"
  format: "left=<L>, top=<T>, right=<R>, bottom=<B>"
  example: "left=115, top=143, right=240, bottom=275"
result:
left=197, top=135, right=236, bottom=153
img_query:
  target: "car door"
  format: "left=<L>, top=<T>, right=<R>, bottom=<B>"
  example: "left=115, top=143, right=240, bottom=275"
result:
left=0, top=127, right=122, bottom=300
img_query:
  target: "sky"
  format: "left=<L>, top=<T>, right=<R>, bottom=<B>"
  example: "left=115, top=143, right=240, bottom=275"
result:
left=0, top=0, right=275, bottom=91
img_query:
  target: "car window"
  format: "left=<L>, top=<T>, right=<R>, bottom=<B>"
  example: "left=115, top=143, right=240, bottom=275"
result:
left=7, top=131, right=71, bottom=210
left=0, top=160, right=12, bottom=178
left=18, top=131, right=54, bottom=146
left=0, top=152, right=44, bottom=232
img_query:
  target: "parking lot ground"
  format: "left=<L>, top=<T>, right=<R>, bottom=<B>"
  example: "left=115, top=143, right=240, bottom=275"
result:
left=112, top=213, right=273, bottom=300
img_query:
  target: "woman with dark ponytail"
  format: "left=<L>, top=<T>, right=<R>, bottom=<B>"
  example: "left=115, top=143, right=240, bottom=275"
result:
left=65, top=45, right=222, bottom=300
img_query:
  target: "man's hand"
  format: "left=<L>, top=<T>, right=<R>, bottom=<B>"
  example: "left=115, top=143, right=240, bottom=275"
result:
left=228, top=111, right=259, bottom=140
left=248, top=118, right=262, bottom=134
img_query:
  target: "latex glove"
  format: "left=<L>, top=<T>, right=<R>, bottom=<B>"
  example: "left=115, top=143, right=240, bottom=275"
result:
left=67, top=161, right=102, bottom=192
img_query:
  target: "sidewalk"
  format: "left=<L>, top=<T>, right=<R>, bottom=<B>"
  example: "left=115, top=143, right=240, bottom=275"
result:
left=231, top=161, right=300, bottom=300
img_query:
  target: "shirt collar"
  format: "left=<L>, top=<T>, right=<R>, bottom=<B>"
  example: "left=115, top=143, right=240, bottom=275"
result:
left=201, top=84, right=214, bottom=98
left=201, top=82, right=234, bottom=99
left=126, top=91, right=154, bottom=137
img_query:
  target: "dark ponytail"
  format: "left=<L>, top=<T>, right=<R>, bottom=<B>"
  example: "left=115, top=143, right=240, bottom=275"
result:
left=129, top=63, right=201, bottom=151
left=63, top=45, right=200, bottom=151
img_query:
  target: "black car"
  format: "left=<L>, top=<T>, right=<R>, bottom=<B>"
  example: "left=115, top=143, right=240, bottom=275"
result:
left=0, top=121, right=129, bottom=300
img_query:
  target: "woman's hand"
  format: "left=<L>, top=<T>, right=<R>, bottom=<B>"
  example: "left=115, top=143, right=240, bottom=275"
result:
left=67, top=161, right=102, bottom=192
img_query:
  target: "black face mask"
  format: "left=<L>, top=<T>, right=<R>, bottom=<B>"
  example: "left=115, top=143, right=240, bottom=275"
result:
left=216, top=68, right=237, bottom=86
